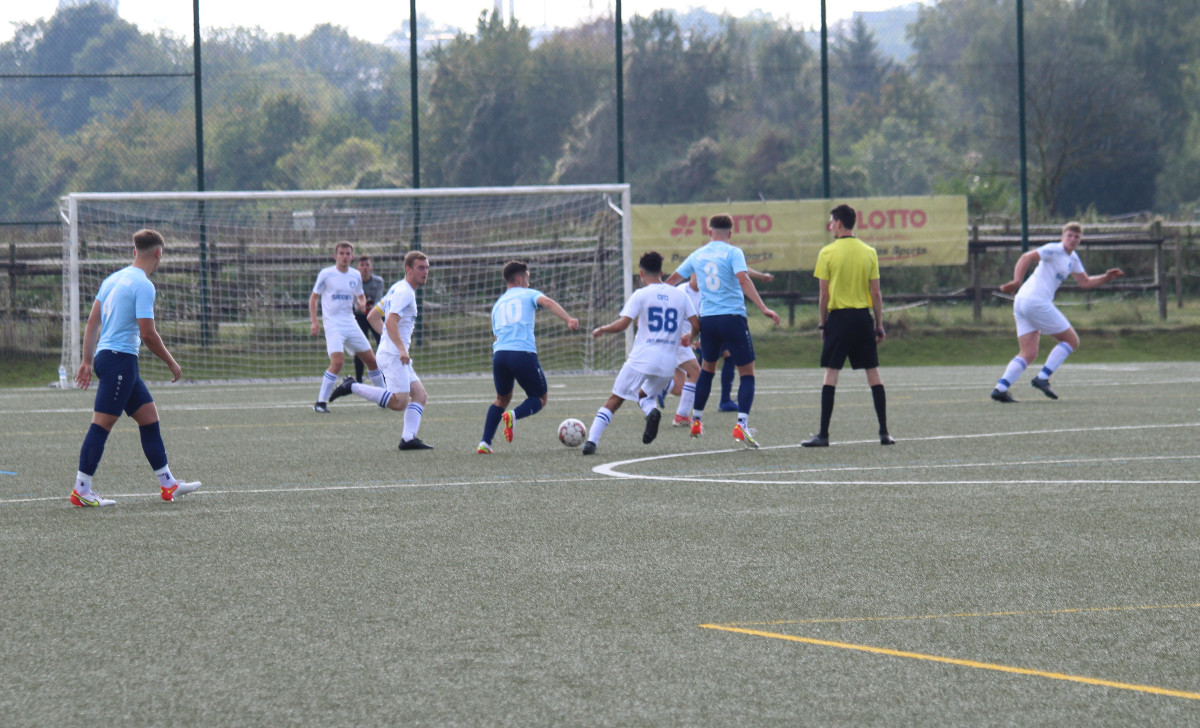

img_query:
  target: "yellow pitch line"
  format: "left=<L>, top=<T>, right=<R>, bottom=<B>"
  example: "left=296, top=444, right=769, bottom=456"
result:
left=700, top=624, right=1200, bottom=701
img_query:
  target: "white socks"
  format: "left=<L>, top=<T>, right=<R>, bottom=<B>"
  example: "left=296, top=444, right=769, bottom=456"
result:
left=154, top=465, right=177, bottom=489
left=403, top=403, right=424, bottom=441
left=588, top=407, right=613, bottom=444
left=74, top=471, right=93, bottom=493
left=996, top=356, right=1028, bottom=392
left=318, top=370, right=337, bottom=402
left=1039, top=342, right=1074, bottom=379
left=676, top=382, right=696, bottom=418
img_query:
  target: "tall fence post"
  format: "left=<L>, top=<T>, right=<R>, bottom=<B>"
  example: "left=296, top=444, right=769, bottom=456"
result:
left=787, top=271, right=796, bottom=328
left=970, top=224, right=981, bottom=322
left=1152, top=221, right=1166, bottom=320
left=1176, top=227, right=1185, bottom=309
left=8, top=242, right=16, bottom=316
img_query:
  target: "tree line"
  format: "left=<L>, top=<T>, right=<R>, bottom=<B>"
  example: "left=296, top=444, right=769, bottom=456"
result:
left=1, top=0, right=1198, bottom=224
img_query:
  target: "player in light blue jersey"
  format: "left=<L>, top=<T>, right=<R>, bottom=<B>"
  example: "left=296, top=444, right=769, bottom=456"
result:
left=477, top=260, right=578, bottom=453
left=666, top=213, right=779, bottom=448
left=69, top=229, right=200, bottom=507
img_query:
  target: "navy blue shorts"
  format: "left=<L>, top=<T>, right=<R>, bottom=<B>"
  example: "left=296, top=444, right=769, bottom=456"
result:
left=492, top=350, right=547, bottom=399
left=698, top=314, right=755, bottom=367
left=93, top=350, right=154, bottom=417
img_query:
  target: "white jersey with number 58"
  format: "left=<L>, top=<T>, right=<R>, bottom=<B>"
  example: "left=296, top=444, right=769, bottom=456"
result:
left=620, top=282, right=697, bottom=378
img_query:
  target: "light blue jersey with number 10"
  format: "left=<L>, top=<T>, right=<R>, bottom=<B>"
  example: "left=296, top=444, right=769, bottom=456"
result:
left=673, top=240, right=749, bottom=317
left=491, top=287, right=544, bottom=353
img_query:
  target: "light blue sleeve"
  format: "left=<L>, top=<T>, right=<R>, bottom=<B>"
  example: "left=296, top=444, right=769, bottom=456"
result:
left=135, top=279, right=156, bottom=319
left=730, top=246, right=748, bottom=276
left=674, top=253, right=695, bottom=280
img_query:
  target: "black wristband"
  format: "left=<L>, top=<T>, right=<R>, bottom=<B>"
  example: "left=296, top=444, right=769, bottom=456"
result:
left=817, top=324, right=825, bottom=330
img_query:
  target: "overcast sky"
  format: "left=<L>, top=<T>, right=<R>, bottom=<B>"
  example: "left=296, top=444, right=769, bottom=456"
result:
left=2, top=1, right=923, bottom=45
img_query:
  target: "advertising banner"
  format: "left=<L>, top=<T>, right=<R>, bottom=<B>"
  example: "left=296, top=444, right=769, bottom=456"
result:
left=631, top=196, right=967, bottom=271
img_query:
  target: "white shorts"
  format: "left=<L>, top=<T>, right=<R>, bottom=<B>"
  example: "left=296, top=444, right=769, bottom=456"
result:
left=377, top=350, right=421, bottom=392
left=675, top=345, right=700, bottom=369
left=611, top=362, right=673, bottom=404
left=324, top=321, right=373, bottom=356
left=1013, top=297, right=1071, bottom=337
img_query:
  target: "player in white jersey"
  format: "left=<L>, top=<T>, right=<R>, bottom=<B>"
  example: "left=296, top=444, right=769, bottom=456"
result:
left=582, top=251, right=699, bottom=455
left=329, top=251, right=434, bottom=450
left=991, top=221, right=1123, bottom=402
left=308, top=241, right=384, bottom=413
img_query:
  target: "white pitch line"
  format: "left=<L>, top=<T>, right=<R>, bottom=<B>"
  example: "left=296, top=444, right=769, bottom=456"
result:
left=8, top=375, right=1200, bottom=415
left=0, top=474, right=619, bottom=505
left=666, top=453, right=1200, bottom=480
left=592, top=421, right=1200, bottom=483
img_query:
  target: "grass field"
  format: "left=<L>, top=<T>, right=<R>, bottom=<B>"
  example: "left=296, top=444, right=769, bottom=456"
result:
left=2, top=364, right=1200, bottom=726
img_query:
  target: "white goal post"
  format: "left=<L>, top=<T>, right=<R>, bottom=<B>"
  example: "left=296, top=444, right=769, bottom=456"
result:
left=60, top=185, right=633, bottom=382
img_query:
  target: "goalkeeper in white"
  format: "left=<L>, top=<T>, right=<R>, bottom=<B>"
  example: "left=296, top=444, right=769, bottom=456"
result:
left=329, top=251, right=433, bottom=450
left=582, top=251, right=699, bottom=455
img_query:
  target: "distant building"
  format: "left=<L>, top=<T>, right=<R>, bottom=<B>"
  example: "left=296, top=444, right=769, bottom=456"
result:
left=58, top=0, right=119, bottom=12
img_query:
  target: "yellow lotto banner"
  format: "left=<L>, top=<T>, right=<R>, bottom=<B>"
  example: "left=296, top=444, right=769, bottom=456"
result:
left=631, top=195, right=967, bottom=271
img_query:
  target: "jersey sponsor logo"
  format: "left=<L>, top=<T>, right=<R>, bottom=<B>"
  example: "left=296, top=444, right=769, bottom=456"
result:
left=330, top=293, right=353, bottom=301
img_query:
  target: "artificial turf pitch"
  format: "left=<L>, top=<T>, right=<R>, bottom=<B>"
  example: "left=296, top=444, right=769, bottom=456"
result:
left=2, top=363, right=1198, bottom=726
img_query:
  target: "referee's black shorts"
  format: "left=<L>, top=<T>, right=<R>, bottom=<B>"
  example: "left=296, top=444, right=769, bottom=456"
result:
left=820, top=308, right=879, bottom=370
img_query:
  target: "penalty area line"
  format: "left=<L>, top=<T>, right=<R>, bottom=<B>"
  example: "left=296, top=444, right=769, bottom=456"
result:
left=700, top=623, right=1200, bottom=701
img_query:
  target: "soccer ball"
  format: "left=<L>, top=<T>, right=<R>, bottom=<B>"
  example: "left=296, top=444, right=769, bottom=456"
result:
left=557, top=418, right=587, bottom=448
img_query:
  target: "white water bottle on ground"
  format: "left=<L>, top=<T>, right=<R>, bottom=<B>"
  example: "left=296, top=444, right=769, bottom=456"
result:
left=58, top=365, right=69, bottom=390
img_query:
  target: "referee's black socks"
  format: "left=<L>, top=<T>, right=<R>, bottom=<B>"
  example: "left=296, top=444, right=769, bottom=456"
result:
left=871, top=384, right=888, bottom=437
left=819, top=385, right=835, bottom=438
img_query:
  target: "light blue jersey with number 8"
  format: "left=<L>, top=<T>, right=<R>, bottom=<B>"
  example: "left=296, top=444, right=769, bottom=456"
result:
left=673, top=240, right=749, bottom=317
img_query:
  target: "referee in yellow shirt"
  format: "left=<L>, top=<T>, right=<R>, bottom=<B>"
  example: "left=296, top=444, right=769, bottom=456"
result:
left=802, top=204, right=895, bottom=447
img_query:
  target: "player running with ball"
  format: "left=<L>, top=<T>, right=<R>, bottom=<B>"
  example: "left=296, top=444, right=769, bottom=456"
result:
left=582, top=251, right=699, bottom=455
left=477, top=261, right=579, bottom=454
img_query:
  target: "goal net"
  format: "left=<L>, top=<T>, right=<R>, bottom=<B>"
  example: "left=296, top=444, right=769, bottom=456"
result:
left=60, top=185, right=632, bottom=382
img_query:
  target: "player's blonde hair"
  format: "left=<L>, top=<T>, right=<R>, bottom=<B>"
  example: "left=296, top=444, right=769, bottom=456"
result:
left=404, top=250, right=428, bottom=269
left=1063, top=221, right=1083, bottom=234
